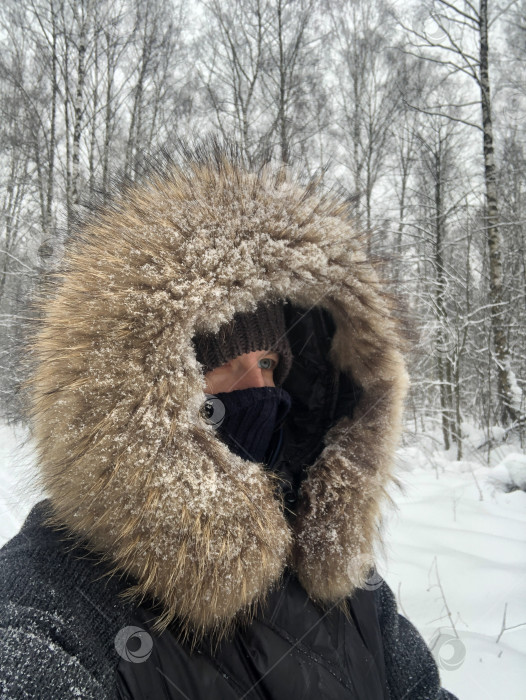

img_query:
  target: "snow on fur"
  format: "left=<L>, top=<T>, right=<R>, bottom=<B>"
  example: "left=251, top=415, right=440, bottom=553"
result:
left=24, top=150, right=409, bottom=638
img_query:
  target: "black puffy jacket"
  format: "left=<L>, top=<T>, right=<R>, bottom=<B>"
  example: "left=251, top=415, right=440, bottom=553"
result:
left=118, top=573, right=389, bottom=699
left=0, top=500, right=456, bottom=699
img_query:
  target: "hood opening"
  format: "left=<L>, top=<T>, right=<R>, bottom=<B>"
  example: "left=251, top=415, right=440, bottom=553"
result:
left=267, top=301, right=362, bottom=505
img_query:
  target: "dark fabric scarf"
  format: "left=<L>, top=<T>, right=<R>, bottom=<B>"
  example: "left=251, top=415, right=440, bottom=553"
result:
left=205, top=386, right=292, bottom=465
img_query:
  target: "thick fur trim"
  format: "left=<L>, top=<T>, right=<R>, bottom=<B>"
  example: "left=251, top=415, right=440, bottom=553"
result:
left=25, top=150, right=409, bottom=637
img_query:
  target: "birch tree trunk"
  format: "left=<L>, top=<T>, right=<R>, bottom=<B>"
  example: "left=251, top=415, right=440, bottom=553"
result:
left=479, top=0, right=519, bottom=423
left=434, top=148, right=453, bottom=451
left=71, top=0, right=90, bottom=211
left=125, top=4, right=152, bottom=179
left=46, top=0, right=58, bottom=236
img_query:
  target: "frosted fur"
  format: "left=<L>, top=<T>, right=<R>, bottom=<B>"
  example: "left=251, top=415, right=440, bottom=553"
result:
left=26, top=155, right=409, bottom=637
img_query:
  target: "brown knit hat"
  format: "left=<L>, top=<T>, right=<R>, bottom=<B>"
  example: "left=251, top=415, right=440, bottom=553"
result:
left=192, top=301, right=293, bottom=386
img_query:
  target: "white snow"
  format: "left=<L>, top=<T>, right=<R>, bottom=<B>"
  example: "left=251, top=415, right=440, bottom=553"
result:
left=498, top=453, right=526, bottom=491
left=381, top=430, right=526, bottom=700
left=0, top=422, right=42, bottom=544
left=0, top=420, right=525, bottom=699
left=505, top=361, right=523, bottom=414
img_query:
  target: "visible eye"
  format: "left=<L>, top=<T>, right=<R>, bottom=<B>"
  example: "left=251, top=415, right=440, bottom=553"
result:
left=199, top=394, right=225, bottom=428
left=258, top=356, right=278, bottom=371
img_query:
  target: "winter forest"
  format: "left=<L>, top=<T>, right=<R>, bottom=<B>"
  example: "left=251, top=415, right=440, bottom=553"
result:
left=1, top=0, right=525, bottom=450
left=0, top=1, right=525, bottom=697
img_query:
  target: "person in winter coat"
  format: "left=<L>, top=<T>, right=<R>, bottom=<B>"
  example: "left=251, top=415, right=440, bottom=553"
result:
left=0, top=143, right=458, bottom=699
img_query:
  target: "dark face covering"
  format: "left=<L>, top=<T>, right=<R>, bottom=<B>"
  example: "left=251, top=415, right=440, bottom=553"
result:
left=201, top=386, right=292, bottom=465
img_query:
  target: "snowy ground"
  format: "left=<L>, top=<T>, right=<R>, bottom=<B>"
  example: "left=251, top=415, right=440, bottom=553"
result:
left=1, top=420, right=525, bottom=699
left=383, top=429, right=526, bottom=700
left=0, top=422, right=41, bottom=545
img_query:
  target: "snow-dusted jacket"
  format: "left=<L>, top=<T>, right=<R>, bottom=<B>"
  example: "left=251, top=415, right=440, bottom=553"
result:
left=0, top=149, right=458, bottom=699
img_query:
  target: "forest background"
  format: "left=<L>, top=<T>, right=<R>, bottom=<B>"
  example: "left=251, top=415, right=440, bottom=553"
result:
left=1, top=0, right=525, bottom=458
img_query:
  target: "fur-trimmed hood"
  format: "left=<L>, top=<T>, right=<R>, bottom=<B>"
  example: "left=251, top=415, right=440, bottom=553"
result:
left=25, top=146, right=409, bottom=640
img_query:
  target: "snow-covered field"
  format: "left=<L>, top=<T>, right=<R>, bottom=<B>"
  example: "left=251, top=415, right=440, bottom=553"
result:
left=384, top=431, right=526, bottom=700
left=1, top=420, right=525, bottom=699
left=0, top=422, right=41, bottom=545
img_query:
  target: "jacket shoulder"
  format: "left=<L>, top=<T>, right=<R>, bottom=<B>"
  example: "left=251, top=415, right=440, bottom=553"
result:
left=0, top=501, right=130, bottom=699
left=374, top=581, right=459, bottom=700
